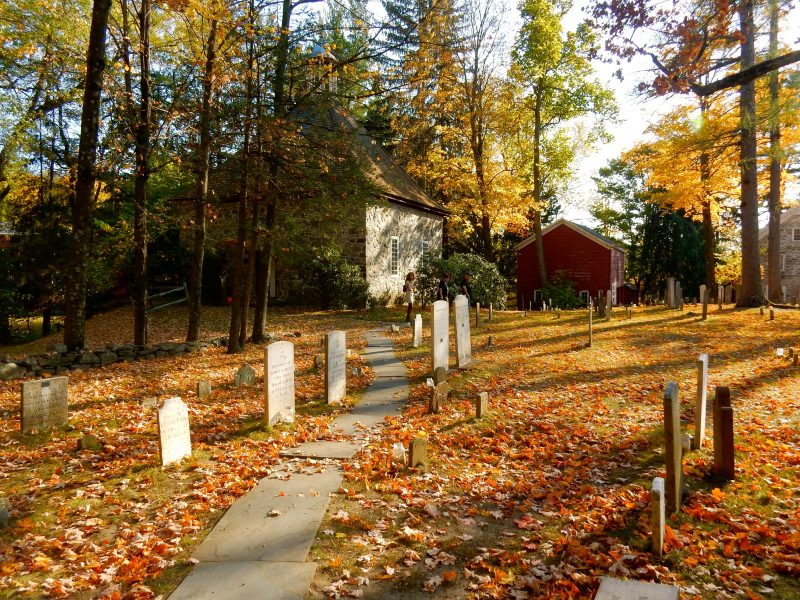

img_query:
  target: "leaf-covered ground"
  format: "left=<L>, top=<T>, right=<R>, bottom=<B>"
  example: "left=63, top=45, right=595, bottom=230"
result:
left=0, top=306, right=381, bottom=599
left=308, top=305, right=800, bottom=599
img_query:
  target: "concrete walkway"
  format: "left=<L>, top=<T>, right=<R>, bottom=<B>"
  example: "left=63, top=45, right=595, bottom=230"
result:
left=170, top=328, right=408, bottom=599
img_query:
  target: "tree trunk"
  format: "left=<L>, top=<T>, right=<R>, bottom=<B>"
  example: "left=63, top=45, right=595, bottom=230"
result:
left=132, top=0, right=151, bottom=346
left=532, top=85, right=547, bottom=285
left=252, top=246, right=270, bottom=343
left=63, top=0, right=113, bottom=350
left=699, top=99, right=716, bottom=297
left=42, top=307, right=52, bottom=337
left=736, top=0, right=763, bottom=307
left=766, top=0, right=782, bottom=304
left=187, top=19, right=217, bottom=342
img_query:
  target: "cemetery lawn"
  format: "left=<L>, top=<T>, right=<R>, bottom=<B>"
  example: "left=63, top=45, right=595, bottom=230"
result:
left=309, top=305, right=800, bottom=599
left=0, top=306, right=379, bottom=599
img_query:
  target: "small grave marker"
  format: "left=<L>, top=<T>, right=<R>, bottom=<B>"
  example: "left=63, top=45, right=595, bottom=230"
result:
left=663, top=382, right=682, bottom=514
left=157, top=397, right=192, bottom=466
left=197, top=381, right=212, bottom=399
left=692, top=353, right=709, bottom=450
left=475, top=392, right=488, bottom=418
left=408, top=436, right=428, bottom=468
left=325, top=330, right=346, bottom=404
left=769, top=307, right=775, bottom=321
left=454, top=295, right=472, bottom=368
left=486, top=335, right=493, bottom=348
left=412, top=314, right=422, bottom=348
left=429, top=382, right=448, bottom=414
left=431, top=300, right=449, bottom=376
left=433, top=366, right=447, bottom=386
left=595, top=577, right=679, bottom=600
left=141, top=397, right=158, bottom=409
left=20, top=376, right=68, bottom=434
left=651, top=476, right=665, bottom=557
left=713, top=386, right=735, bottom=480
left=264, top=341, right=295, bottom=426
left=235, top=363, right=256, bottom=387
left=760, top=306, right=764, bottom=316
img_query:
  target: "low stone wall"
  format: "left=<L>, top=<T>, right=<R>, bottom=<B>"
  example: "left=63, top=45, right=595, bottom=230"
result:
left=0, top=338, right=228, bottom=381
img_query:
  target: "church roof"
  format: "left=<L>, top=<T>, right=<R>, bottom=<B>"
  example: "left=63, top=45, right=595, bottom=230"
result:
left=516, top=218, right=625, bottom=252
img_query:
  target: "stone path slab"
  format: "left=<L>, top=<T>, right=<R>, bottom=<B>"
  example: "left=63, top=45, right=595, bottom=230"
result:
left=279, top=440, right=362, bottom=460
left=169, top=561, right=317, bottom=600
left=595, top=576, right=680, bottom=599
left=192, top=468, right=342, bottom=563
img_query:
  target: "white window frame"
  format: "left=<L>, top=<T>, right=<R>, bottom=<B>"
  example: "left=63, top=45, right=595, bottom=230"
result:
left=793, top=228, right=800, bottom=242
left=579, top=290, right=589, bottom=305
left=533, top=289, right=542, bottom=303
left=781, top=253, right=786, bottom=273
left=389, top=236, right=400, bottom=276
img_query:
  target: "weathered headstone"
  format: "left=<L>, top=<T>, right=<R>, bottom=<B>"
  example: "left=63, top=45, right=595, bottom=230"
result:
left=701, top=285, right=708, bottom=320
left=475, top=392, right=488, bottom=418
left=197, top=381, right=212, bottom=399
left=713, top=386, right=735, bottom=480
left=157, top=397, right=192, bottom=466
left=724, top=285, right=733, bottom=304
left=433, top=366, right=447, bottom=386
left=409, top=436, right=428, bottom=468
left=718, top=285, right=724, bottom=309
left=412, top=314, right=422, bottom=348
left=264, top=341, right=295, bottom=426
left=605, top=290, right=612, bottom=321
left=454, top=294, right=472, bottom=368
left=675, top=282, right=683, bottom=310
left=595, top=577, right=679, bottom=600
left=429, top=382, right=448, bottom=414
left=235, top=363, right=256, bottom=387
left=314, top=353, right=324, bottom=369
left=692, top=353, right=709, bottom=450
left=666, top=277, right=675, bottom=307
left=651, top=476, right=665, bottom=557
left=20, top=376, right=68, bottom=434
left=431, top=300, right=449, bottom=376
left=663, top=382, right=682, bottom=514
left=141, top=396, right=158, bottom=409
left=769, top=307, right=775, bottom=321
left=77, top=433, right=101, bottom=451
left=325, top=330, right=346, bottom=404
left=475, top=302, right=480, bottom=328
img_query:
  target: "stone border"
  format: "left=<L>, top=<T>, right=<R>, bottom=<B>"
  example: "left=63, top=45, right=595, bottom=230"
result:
left=0, top=337, right=229, bottom=381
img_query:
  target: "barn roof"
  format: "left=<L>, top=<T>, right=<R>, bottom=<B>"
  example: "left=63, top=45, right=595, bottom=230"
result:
left=516, top=218, right=625, bottom=252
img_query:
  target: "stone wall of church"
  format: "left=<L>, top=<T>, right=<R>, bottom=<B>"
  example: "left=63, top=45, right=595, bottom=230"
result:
left=759, top=209, right=800, bottom=302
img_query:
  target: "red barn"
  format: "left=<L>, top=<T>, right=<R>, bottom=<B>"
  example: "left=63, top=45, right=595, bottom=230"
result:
left=516, top=219, right=628, bottom=308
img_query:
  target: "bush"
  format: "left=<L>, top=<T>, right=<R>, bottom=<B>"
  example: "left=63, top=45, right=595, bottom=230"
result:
left=306, top=248, right=369, bottom=309
left=417, top=253, right=508, bottom=309
left=541, top=270, right=583, bottom=309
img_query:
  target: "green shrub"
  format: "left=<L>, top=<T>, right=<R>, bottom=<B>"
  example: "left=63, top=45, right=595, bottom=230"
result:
left=541, top=270, right=583, bottom=309
left=417, top=253, right=508, bottom=309
left=306, top=248, right=369, bottom=309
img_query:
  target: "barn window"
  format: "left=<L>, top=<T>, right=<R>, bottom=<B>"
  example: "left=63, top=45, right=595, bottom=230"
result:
left=390, top=237, right=400, bottom=276
left=533, top=290, right=542, bottom=304
left=579, top=290, right=589, bottom=306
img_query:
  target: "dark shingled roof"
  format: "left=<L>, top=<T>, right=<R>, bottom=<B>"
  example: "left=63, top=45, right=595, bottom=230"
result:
left=571, top=222, right=625, bottom=251
left=291, top=105, right=447, bottom=216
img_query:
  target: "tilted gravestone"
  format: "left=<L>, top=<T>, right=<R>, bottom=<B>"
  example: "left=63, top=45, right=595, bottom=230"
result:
left=713, top=386, right=735, bottom=480
left=651, top=476, right=665, bottom=557
left=157, top=397, right=192, bottom=466
left=692, top=354, right=709, bottom=450
left=663, top=382, right=683, bottom=514
left=264, top=341, right=295, bottom=426
left=235, top=363, right=256, bottom=387
left=197, top=381, right=212, bottom=399
left=325, top=330, right=346, bottom=404
left=431, top=300, right=449, bottom=376
left=412, top=314, right=422, bottom=348
left=429, top=382, right=448, bottom=414
left=475, top=392, right=488, bottom=418
left=21, top=376, right=68, bottom=434
left=408, top=436, right=428, bottom=468
left=454, top=295, right=472, bottom=368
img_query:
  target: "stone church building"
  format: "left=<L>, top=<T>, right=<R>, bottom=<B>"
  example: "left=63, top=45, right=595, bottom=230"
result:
left=759, top=206, right=800, bottom=302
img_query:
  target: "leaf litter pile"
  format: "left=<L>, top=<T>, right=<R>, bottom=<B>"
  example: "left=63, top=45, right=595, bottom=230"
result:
left=308, top=305, right=799, bottom=599
left=0, top=306, right=376, bottom=598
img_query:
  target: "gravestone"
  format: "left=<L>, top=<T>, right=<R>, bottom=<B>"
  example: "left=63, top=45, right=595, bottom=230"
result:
left=651, top=476, right=665, bottom=557
left=314, top=353, right=324, bottom=369
left=433, top=366, right=447, bottom=386
left=325, top=330, right=346, bottom=404
left=408, top=436, right=428, bottom=468
left=718, top=285, right=724, bottom=309
left=429, top=382, right=448, bottom=414
left=663, top=382, right=682, bottom=514
left=475, top=302, right=480, bottom=327
left=692, top=353, right=709, bottom=450
left=235, top=363, right=256, bottom=387
left=770, top=308, right=775, bottom=321
left=20, top=376, right=68, bottom=434
left=724, top=285, right=733, bottom=304
left=701, top=285, right=708, bottom=320
left=713, top=386, right=735, bottom=480
left=760, top=306, right=765, bottom=316
left=412, top=314, right=422, bottom=348
left=264, top=341, right=295, bottom=426
left=675, top=282, right=683, bottom=309
left=666, top=277, right=675, bottom=307
left=454, top=295, right=472, bottom=368
left=486, top=335, right=493, bottom=348
left=157, top=397, right=192, bottom=466
left=197, top=381, right=212, bottom=399
left=595, top=577, right=679, bottom=600
left=475, top=392, right=488, bottom=418
left=431, top=300, right=449, bottom=376
left=605, top=290, right=612, bottom=321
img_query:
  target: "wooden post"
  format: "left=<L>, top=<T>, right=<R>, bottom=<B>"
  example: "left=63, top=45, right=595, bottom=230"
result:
left=475, top=392, right=488, bottom=418
left=713, top=386, right=735, bottom=480
left=692, top=353, right=709, bottom=450
left=475, top=302, right=480, bottom=328
left=588, top=300, right=593, bottom=348
left=651, top=477, right=665, bottom=557
left=663, top=382, right=682, bottom=514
